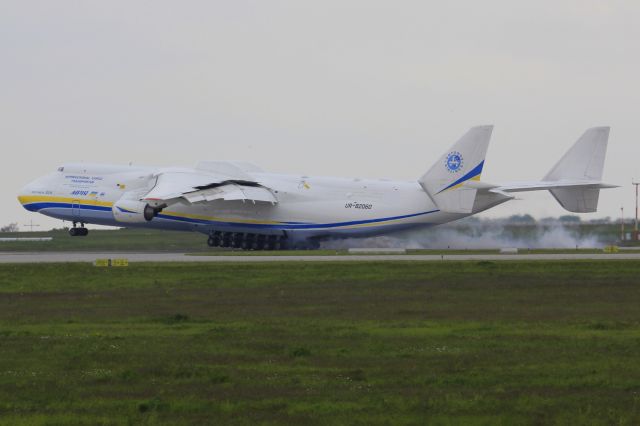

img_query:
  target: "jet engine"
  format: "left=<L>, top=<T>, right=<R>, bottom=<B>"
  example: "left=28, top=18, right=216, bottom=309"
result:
left=112, top=199, right=150, bottom=223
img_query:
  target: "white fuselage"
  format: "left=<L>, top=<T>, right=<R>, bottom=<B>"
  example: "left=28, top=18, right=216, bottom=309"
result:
left=18, top=127, right=612, bottom=246
left=18, top=163, right=496, bottom=243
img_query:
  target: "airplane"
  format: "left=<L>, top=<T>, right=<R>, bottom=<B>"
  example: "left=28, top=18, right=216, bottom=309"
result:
left=18, top=126, right=615, bottom=249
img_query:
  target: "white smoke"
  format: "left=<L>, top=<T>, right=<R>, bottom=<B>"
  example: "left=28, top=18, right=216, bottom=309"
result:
left=321, top=221, right=604, bottom=250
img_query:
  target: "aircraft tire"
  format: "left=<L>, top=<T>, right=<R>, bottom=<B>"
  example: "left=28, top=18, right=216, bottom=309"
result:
left=243, top=234, right=255, bottom=250
left=221, top=233, right=232, bottom=248
left=278, top=236, right=288, bottom=250
left=255, top=235, right=266, bottom=250
left=232, top=233, right=244, bottom=249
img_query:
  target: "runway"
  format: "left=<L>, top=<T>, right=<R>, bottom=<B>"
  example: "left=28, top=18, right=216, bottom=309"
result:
left=2, top=252, right=640, bottom=263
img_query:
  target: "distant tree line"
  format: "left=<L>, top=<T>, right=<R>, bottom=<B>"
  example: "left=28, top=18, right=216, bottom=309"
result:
left=0, top=223, right=19, bottom=232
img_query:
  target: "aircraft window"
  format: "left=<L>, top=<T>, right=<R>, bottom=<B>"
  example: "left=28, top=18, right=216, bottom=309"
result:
left=57, top=166, right=64, bottom=172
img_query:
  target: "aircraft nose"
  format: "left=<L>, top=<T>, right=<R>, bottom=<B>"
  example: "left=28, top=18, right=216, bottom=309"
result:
left=17, top=181, right=36, bottom=211
left=18, top=185, right=28, bottom=207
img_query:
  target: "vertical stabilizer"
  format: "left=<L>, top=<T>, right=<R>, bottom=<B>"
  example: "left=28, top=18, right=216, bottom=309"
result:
left=544, top=127, right=609, bottom=182
left=419, top=126, right=493, bottom=213
left=544, top=127, right=610, bottom=213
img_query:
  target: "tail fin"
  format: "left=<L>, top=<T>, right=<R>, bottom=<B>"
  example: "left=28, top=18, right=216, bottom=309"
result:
left=544, top=127, right=610, bottom=213
left=544, top=127, right=609, bottom=182
left=497, top=127, right=614, bottom=213
left=419, top=125, right=493, bottom=213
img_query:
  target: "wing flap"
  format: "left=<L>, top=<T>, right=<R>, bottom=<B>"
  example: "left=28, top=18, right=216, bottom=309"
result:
left=184, top=184, right=277, bottom=204
left=141, top=171, right=277, bottom=205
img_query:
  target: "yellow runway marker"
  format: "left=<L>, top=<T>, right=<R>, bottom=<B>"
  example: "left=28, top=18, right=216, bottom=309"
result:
left=95, top=258, right=129, bottom=267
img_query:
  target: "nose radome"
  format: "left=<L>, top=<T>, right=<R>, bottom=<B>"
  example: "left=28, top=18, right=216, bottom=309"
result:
left=17, top=182, right=35, bottom=211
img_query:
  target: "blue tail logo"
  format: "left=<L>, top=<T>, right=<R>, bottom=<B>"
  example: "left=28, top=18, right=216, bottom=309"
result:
left=445, top=151, right=463, bottom=173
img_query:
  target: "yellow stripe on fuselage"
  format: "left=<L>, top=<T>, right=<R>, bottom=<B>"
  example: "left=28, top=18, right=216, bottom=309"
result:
left=18, top=195, right=414, bottom=230
left=18, top=195, right=284, bottom=226
left=17, top=195, right=114, bottom=208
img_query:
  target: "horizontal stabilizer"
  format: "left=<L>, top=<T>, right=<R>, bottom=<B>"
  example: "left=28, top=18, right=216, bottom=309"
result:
left=494, top=127, right=614, bottom=213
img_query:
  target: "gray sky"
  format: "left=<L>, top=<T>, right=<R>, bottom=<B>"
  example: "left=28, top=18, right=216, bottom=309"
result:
left=2, top=1, right=639, bottom=230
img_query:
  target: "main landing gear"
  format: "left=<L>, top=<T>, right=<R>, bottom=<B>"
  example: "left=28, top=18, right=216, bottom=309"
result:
left=69, top=222, right=89, bottom=237
left=207, top=231, right=288, bottom=250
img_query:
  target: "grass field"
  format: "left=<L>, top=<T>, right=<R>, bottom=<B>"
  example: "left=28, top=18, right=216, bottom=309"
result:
left=1, top=261, right=640, bottom=425
left=0, top=229, right=209, bottom=252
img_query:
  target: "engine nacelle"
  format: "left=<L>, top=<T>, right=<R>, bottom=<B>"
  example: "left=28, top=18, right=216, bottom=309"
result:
left=112, top=199, right=150, bottom=223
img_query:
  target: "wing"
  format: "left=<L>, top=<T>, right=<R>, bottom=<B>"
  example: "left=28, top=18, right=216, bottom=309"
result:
left=142, top=170, right=277, bottom=207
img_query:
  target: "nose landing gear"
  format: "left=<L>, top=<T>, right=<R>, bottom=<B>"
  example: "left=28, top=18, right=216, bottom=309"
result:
left=69, top=222, right=89, bottom=237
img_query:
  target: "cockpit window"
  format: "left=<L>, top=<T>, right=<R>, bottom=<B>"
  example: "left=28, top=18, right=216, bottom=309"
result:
left=57, top=166, right=64, bottom=172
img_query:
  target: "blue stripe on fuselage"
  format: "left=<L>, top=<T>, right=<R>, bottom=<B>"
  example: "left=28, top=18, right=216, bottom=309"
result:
left=156, top=210, right=439, bottom=230
left=22, top=202, right=113, bottom=213
left=23, top=201, right=439, bottom=231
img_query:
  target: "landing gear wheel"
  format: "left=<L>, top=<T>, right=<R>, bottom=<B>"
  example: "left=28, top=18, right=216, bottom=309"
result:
left=69, top=227, right=88, bottom=237
left=265, top=235, right=277, bottom=251
left=232, top=233, right=244, bottom=249
left=243, top=234, right=255, bottom=250
left=278, top=236, right=289, bottom=250
left=207, top=237, right=216, bottom=247
left=255, top=235, right=266, bottom=251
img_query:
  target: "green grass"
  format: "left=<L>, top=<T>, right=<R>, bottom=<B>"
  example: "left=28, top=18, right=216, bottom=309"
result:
left=0, top=261, right=640, bottom=425
left=0, top=228, right=208, bottom=252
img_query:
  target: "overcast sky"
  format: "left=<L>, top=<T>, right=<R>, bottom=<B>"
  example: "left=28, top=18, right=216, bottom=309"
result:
left=2, top=1, right=639, bottom=229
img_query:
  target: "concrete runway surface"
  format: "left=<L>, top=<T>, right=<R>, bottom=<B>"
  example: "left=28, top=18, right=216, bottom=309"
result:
left=2, top=252, right=640, bottom=263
